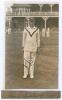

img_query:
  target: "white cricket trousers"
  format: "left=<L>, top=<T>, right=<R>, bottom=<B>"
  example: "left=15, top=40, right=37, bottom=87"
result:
left=24, top=51, right=36, bottom=77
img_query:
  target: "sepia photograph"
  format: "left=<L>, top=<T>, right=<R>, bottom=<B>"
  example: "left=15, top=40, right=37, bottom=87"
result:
left=5, top=3, right=59, bottom=89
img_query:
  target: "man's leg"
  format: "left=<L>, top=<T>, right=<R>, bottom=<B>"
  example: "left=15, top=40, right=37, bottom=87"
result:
left=29, top=52, right=36, bottom=78
left=23, top=51, right=30, bottom=78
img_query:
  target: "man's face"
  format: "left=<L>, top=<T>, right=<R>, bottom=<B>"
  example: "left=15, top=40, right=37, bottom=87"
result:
left=29, top=19, right=34, bottom=28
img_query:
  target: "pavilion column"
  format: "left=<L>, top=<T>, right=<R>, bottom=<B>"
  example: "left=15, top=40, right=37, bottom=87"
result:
left=49, top=4, right=54, bottom=13
left=19, top=8, right=20, bottom=15
left=42, top=17, right=48, bottom=37
left=7, top=17, right=12, bottom=34
left=42, top=17, right=48, bottom=33
left=27, top=18, right=30, bottom=27
left=39, top=4, right=43, bottom=12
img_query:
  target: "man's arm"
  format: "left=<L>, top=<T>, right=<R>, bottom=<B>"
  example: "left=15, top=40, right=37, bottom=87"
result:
left=22, top=29, right=26, bottom=48
left=37, top=29, right=40, bottom=48
left=36, top=29, right=40, bottom=53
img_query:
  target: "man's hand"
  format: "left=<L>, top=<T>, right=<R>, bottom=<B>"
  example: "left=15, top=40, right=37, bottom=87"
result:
left=37, top=47, right=39, bottom=53
left=21, top=47, right=24, bottom=52
left=37, top=48, right=39, bottom=53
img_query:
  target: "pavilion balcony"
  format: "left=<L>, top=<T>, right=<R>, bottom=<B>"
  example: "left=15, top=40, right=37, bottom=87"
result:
left=6, top=11, right=59, bottom=17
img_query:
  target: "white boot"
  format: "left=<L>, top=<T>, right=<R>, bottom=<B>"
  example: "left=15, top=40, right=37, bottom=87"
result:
left=23, top=66, right=28, bottom=79
left=23, top=75, right=27, bottom=79
left=30, top=75, right=34, bottom=79
left=30, top=65, right=34, bottom=79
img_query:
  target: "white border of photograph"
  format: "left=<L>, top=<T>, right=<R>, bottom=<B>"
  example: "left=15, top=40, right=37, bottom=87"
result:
left=0, top=0, right=62, bottom=99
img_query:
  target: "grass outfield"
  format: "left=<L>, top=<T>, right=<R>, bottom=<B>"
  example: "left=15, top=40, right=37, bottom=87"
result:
left=5, top=30, right=58, bottom=89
